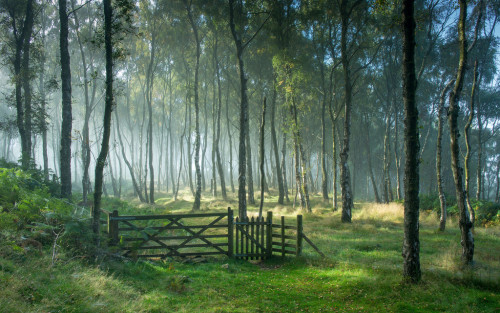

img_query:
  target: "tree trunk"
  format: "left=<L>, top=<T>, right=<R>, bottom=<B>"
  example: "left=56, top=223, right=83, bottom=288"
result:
left=59, top=0, right=72, bottom=199
left=402, top=0, right=421, bottom=283
left=437, top=79, right=454, bottom=231
left=214, top=35, right=227, bottom=200
left=271, top=83, right=285, bottom=204
left=464, top=60, right=478, bottom=224
left=259, top=97, right=267, bottom=218
left=365, top=125, right=381, bottom=203
left=495, top=158, right=500, bottom=203
left=225, top=77, right=235, bottom=193
left=93, top=0, right=113, bottom=248
left=448, top=0, right=474, bottom=266
left=229, top=0, right=249, bottom=218
left=321, top=94, right=329, bottom=202
left=281, top=115, right=290, bottom=202
left=340, top=0, right=353, bottom=222
left=185, top=1, right=202, bottom=211
left=146, top=30, right=156, bottom=204
left=394, top=110, right=402, bottom=200
left=476, top=99, right=483, bottom=202
left=39, top=3, right=49, bottom=180
left=382, top=114, right=391, bottom=203
left=71, top=0, right=93, bottom=205
left=246, top=126, right=255, bottom=205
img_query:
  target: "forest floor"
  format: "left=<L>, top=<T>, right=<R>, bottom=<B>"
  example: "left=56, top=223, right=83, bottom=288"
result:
left=1, top=191, right=499, bottom=312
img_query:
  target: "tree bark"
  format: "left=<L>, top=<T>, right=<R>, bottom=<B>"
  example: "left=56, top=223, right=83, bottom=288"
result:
left=271, top=82, right=284, bottom=204
left=259, top=97, right=267, bottom=218
left=437, top=79, right=454, bottom=231
left=464, top=60, right=478, bottom=224
left=340, top=0, right=354, bottom=222
left=448, top=0, right=474, bottom=266
left=402, top=0, right=421, bottom=283
left=59, top=0, right=72, bottom=199
left=93, top=0, right=113, bottom=247
left=214, top=34, right=227, bottom=200
left=321, top=92, right=329, bottom=202
left=365, top=123, right=381, bottom=203
left=229, top=0, right=249, bottom=218
left=185, top=1, right=202, bottom=211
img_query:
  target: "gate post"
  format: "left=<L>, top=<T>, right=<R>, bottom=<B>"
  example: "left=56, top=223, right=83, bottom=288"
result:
left=266, top=211, right=273, bottom=259
left=296, top=215, right=303, bottom=256
left=109, top=210, right=119, bottom=245
left=227, top=207, right=233, bottom=258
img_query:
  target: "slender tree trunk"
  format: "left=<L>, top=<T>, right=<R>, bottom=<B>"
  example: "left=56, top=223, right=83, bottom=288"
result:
left=437, top=79, right=454, bottom=231
left=225, top=78, right=235, bottom=193
left=448, top=0, right=474, bottom=266
left=321, top=95, right=329, bottom=201
left=394, top=110, right=402, bottom=200
left=59, top=0, right=72, bottom=199
left=365, top=126, right=381, bottom=203
left=259, top=97, right=267, bottom=218
left=464, top=60, right=478, bottom=224
left=298, top=135, right=311, bottom=212
left=495, top=158, right=500, bottom=203
left=402, top=0, right=421, bottom=283
left=38, top=4, right=49, bottom=180
left=214, top=35, right=227, bottom=199
left=476, top=100, right=483, bottom=202
left=246, top=127, right=255, bottom=205
left=185, top=1, right=202, bottom=211
left=146, top=31, right=156, bottom=204
left=71, top=0, right=93, bottom=205
left=340, top=0, right=353, bottom=222
left=383, top=114, right=390, bottom=203
left=115, top=110, right=145, bottom=202
left=93, top=0, right=113, bottom=247
left=229, top=0, right=249, bottom=218
left=271, top=83, right=284, bottom=204
left=281, top=114, right=290, bottom=202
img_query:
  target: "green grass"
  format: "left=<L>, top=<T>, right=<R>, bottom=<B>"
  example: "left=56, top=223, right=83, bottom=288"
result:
left=1, top=192, right=499, bottom=312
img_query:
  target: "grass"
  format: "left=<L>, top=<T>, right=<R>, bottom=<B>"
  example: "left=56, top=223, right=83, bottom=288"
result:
left=1, top=191, right=499, bottom=312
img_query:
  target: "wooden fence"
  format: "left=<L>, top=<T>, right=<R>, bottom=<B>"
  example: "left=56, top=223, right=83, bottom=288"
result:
left=101, top=207, right=323, bottom=259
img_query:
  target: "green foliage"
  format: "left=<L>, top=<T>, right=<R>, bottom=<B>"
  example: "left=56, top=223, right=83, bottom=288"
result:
left=419, top=193, right=500, bottom=226
left=0, top=167, right=95, bottom=259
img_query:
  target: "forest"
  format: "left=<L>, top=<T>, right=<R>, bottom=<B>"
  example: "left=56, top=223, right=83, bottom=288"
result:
left=0, top=0, right=499, bottom=312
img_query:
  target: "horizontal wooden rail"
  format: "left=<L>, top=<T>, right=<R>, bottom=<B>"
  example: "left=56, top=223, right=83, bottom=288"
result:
left=110, top=212, right=227, bottom=221
left=136, top=251, right=227, bottom=258
left=123, top=234, right=227, bottom=241
left=272, top=234, right=295, bottom=240
left=126, top=243, right=228, bottom=250
left=272, top=224, right=297, bottom=230
left=118, top=224, right=228, bottom=232
left=272, top=241, right=295, bottom=248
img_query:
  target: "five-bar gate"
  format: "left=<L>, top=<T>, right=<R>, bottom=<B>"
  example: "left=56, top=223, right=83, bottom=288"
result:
left=101, top=207, right=324, bottom=260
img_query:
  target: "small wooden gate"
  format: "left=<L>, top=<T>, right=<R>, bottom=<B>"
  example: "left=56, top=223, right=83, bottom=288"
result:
left=103, top=210, right=230, bottom=258
left=101, top=208, right=323, bottom=259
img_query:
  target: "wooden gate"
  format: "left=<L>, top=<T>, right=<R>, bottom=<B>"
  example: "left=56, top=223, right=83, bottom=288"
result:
left=103, top=209, right=231, bottom=258
left=234, top=214, right=270, bottom=260
left=101, top=208, right=323, bottom=259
